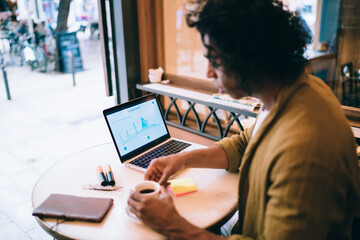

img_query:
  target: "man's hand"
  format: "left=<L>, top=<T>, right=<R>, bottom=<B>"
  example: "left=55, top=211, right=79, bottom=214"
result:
left=127, top=186, right=183, bottom=235
left=145, top=146, right=229, bottom=186
left=128, top=186, right=225, bottom=239
left=145, top=153, right=187, bottom=185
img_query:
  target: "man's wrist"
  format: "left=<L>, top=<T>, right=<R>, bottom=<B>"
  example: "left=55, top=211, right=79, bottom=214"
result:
left=181, top=151, right=192, bottom=168
left=165, top=215, right=204, bottom=240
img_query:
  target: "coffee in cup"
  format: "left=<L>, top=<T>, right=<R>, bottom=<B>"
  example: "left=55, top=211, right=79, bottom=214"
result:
left=139, top=189, right=155, bottom=194
left=134, top=180, right=160, bottom=199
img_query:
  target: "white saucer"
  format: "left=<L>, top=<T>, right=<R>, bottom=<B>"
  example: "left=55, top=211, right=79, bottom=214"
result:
left=125, top=206, right=142, bottom=224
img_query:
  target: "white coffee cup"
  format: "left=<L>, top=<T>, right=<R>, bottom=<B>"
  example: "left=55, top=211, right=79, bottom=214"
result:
left=134, top=180, right=161, bottom=199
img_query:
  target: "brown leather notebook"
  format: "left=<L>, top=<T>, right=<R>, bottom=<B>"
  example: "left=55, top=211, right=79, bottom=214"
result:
left=32, top=194, right=114, bottom=223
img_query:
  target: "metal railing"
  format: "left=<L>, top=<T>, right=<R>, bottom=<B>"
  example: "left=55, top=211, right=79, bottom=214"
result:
left=137, top=83, right=258, bottom=141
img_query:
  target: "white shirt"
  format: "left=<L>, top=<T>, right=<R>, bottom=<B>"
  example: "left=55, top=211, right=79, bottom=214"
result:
left=252, top=107, right=269, bottom=137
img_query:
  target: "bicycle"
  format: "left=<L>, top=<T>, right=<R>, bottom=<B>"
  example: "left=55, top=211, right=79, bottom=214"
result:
left=0, top=21, right=27, bottom=66
left=9, top=32, right=24, bottom=66
left=0, top=26, right=23, bottom=66
left=17, top=34, right=47, bottom=72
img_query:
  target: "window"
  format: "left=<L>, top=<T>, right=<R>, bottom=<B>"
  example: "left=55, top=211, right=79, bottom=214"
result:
left=137, top=0, right=327, bottom=90
left=161, top=0, right=321, bottom=83
left=163, top=0, right=209, bottom=80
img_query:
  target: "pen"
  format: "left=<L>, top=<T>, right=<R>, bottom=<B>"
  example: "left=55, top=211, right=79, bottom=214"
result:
left=105, top=165, right=115, bottom=186
left=96, top=166, right=108, bottom=186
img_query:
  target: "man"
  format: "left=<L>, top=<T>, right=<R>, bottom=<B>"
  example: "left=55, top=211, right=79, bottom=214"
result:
left=128, top=0, right=360, bottom=239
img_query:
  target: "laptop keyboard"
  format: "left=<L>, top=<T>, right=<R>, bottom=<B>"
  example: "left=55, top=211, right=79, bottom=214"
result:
left=130, top=139, right=191, bottom=169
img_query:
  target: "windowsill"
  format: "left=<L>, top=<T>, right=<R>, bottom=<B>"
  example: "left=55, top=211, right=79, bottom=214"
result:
left=163, top=73, right=218, bottom=93
left=137, top=82, right=258, bottom=116
left=342, top=105, right=360, bottom=128
left=306, top=49, right=335, bottom=61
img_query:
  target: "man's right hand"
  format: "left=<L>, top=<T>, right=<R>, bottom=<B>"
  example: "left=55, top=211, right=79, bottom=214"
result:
left=145, top=145, right=229, bottom=185
left=144, top=153, right=188, bottom=186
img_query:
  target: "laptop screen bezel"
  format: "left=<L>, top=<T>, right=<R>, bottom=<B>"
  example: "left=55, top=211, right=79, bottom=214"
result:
left=103, top=94, right=171, bottom=163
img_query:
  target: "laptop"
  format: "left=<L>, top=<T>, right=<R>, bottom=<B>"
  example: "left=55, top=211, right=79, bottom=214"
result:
left=103, top=94, right=204, bottom=172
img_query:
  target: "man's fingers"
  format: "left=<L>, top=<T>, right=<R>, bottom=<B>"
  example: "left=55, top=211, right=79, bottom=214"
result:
left=158, top=170, right=169, bottom=186
left=129, top=190, right=144, bottom=202
left=127, top=196, right=138, bottom=209
left=144, top=162, right=156, bottom=180
left=127, top=196, right=143, bottom=218
left=159, top=186, right=171, bottom=198
left=144, top=169, right=154, bottom=181
left=144, top=163, right=163, bottom=181
left=155, top=171, right=162, bottom=179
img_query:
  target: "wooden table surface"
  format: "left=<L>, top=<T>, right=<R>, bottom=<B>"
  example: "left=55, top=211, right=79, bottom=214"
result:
left=32, top=126, right=238, bottom=240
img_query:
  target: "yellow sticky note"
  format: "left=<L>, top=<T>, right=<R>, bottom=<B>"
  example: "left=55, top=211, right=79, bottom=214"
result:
left=168, top=177, right=197, bottom=197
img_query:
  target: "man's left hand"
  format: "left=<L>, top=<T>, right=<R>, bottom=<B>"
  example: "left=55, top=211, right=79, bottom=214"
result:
left=127, top=186, right=182, bottom=235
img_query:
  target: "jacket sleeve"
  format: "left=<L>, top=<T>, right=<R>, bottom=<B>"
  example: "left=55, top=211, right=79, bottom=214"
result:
left=215, top=126, right=253, bottom=172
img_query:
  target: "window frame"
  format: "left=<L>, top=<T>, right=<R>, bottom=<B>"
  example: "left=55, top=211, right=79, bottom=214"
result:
left=136, top=0, right=217, bottom=93
left=136, top=0, right=327, bottom=94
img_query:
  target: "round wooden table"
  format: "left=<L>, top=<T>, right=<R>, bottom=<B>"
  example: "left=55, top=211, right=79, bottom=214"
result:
left=32, top=141, right=238, bottom=239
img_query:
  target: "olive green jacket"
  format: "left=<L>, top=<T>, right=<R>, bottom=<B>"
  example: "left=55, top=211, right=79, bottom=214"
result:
left=217, top=72, right=360, bottom=240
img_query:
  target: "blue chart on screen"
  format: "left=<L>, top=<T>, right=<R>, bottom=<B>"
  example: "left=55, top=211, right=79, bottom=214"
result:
left=119, top=117, right=160, bottom=144
left=107, top=100, right=168, bottom=155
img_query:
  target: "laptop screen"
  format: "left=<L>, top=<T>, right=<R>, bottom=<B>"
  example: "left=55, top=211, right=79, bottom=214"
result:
left=103, top=94, right=170, bottom=161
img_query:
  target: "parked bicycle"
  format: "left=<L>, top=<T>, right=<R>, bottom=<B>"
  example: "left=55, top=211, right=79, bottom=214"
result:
left=9, top=32, right=23, bottom=66
left=1, top=20, right=54, bottom=72
left=14, top=34, right=47, bottom=72
left=0, top=23, right=22, bottom=65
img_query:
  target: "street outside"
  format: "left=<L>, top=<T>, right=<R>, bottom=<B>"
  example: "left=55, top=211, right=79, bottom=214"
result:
left=0, top=34, right=115, bottom=239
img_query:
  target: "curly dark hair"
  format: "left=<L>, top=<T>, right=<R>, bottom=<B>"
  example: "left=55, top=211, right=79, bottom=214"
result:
left=193, top=0, right=312, bottom=93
